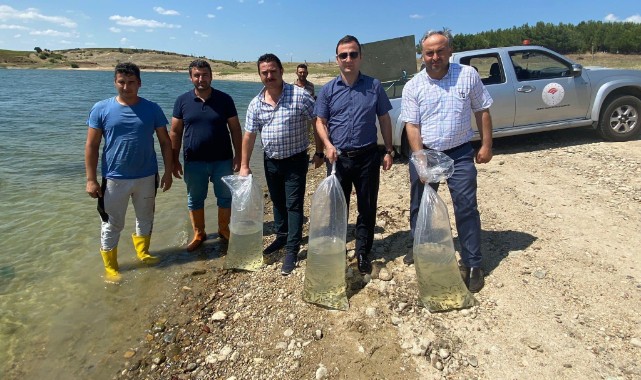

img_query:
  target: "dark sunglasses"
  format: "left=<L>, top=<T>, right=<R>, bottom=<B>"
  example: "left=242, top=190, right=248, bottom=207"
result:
left=337, top=52, right=359, bottom=60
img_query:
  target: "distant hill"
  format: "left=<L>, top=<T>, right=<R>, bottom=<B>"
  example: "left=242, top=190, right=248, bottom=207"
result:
left=2, top=47, right=637, bottom=77
left=0, top=48, right=340, bottom=78
left=0, top=47, right=240, bottom=72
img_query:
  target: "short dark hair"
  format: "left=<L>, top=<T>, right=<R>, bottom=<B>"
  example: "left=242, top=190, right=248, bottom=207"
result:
left=257, top=53, right=283, bottom=71
left=296, top=64, right=308, bottom=70
left=114, top=62, right=140, bottom=81
left=188, top=59, right=212, bottom=75
left=335, top=35, right=361, bottom=54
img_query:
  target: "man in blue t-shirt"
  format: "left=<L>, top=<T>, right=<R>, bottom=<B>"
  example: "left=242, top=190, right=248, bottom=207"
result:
left=85, top=62, right=173, bottom=283
left=170, top=59, right=242, bottom=251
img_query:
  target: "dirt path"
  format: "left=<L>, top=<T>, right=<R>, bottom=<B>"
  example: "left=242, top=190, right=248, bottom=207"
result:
left=114, top=128, right=641, bottom=380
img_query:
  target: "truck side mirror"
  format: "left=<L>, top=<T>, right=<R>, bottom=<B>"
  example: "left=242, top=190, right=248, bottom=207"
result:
left=571, top=64, right=583, bottom=77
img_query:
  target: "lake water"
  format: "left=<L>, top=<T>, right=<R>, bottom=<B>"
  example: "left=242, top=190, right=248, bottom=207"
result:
left=0, top=69, right=267, bottom=379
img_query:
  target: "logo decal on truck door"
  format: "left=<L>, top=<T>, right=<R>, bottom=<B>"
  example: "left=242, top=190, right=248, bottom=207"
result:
left=542, top=83, right=565, bottom=106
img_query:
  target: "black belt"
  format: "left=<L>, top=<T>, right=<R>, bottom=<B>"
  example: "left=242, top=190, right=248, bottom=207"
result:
left=265, top=150, right=308, bottom=161
left=423, top=142, right=470, bottom=154
left=339, top=144, right=376, bottom=158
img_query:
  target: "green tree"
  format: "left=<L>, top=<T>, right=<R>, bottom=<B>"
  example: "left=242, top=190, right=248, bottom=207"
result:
left=452, top=20, right=641, bottom=54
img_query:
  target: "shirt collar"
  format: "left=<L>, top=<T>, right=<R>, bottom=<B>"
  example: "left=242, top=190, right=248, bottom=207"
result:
left=258, top=81, right=288, bottom=104
left=425, top=64, right=452, bottom=83
left=336, top=72, right=363, bottom=87
left=192, top=88, right=213, bottom=101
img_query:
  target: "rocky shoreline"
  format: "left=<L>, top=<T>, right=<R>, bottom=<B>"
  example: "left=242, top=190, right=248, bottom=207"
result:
left=113, top=129, right=641, bottom=380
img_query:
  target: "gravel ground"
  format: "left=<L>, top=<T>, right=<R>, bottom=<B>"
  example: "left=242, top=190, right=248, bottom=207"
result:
left=113, top=128, right=641, bottom=380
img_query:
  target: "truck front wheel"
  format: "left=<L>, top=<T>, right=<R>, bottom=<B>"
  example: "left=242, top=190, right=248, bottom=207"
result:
left=598, top=95, right=641, bottom=142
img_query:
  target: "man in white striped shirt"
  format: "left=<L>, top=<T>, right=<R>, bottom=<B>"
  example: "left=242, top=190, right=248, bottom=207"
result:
left=401, top=30, right=494, bottom=293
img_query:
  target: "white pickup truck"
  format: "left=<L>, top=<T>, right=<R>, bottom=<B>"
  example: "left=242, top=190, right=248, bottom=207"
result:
left=382, top=45, right=641, bottom=156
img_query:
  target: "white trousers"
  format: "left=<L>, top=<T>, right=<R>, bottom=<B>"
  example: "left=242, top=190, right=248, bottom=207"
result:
left=99, top=175, right=157, bottom=250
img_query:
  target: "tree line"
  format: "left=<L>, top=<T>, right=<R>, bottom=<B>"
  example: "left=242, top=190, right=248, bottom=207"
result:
left=418, top=21, right=641, bottom=54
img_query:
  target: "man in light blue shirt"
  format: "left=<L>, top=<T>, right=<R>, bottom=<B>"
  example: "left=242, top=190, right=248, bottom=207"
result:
left=401, top=30, right=493, bottom=292
left=85, top=62, right=173, bottom=283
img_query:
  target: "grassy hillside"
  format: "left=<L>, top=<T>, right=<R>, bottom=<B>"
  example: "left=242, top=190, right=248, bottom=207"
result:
left=1, top=47, right=640, bottom=74
left=566, top=52, right=641, bottom=70
left=0, top=47, right=340, bottom=76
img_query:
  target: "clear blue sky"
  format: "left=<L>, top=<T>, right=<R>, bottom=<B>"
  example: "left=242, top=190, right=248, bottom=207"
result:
left=1, top=1, right=640, bottom=62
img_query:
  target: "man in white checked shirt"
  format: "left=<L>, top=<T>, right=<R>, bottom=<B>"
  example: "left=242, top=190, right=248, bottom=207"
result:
left=401, top=30, right=494, bottom=293
left=240, top=53, right=323, bottom=276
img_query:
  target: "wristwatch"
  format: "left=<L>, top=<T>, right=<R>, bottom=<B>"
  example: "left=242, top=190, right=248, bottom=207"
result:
left=314, top=152, right=325, bottom=159
left=385, top=149, right=395, bottom=158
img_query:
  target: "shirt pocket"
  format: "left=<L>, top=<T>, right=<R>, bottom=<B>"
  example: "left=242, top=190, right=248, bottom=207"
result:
left=364, top=89, right=378, bottom=109
left=448, top=87, right=469, bottom=115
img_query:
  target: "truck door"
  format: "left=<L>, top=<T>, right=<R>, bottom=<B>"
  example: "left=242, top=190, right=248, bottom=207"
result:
left=509, top=49, right=590, bottom=127
left=464, top=54, right=515, bottom=134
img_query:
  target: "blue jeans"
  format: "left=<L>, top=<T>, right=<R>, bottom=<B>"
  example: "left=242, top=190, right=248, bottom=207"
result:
left=409, top=142, right=482, bottom=268
left=184, top=160, right=233, bottom=210
left=329, top=146, right=381, bottom=256
left=263, top=151, right=309, bottom=254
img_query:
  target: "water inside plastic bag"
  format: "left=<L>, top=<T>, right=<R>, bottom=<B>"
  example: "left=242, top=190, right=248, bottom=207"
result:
left=302, top=165, right=349, bottom=310
left=414, top=242, right=478, bottom=312
left=222, top=175, right=264, bottom=271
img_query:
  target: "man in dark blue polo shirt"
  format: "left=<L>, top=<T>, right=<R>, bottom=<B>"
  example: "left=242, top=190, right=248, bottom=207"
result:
left=170, top=59, right=242, bottom=251
left=314, top=35, right=395, bottom=275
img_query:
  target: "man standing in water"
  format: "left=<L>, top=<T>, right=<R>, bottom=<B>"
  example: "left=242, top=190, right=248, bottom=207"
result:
left=240, top=53, right=320, bottom=276
left=170, top=59, right=242, bottom=251
left=85, top=62, right=173, bottom=283
left=314, top=35, right=394, bottom=275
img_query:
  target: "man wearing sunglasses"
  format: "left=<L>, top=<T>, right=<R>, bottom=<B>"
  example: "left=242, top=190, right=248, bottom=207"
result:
left=314, top=35, right=394, bottom=275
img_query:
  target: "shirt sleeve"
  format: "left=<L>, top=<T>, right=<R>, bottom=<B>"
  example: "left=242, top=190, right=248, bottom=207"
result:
left=224, top=93, right=239, bottom=119
left=87, top=102, right=103, bottom=129
left=313, top=86, right=330, bottom=120
left=400, top=80, right=420, bottom=125
left=375, top=80, right=393, bottom=116
left=302, top=91, right=316, bottom=120
left=172, top=95, right=183, bottom=119
left=244, top=99, right=260, bottom=133
left=154, top=102, right=169, bottom=128
left=469, top=70, right=493, bottom=112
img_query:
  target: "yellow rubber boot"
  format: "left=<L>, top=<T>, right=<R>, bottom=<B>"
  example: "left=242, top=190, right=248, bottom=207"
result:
left=100, top=247, right=122, bottom=283
left=131, top=233, right=159, bottom=265
left=187, top=209, right=207, bottom=252
left=217, top=207, right=231, bottom=242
